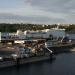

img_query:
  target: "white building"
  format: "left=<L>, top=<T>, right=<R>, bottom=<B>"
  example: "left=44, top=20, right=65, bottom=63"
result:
left=0, top=28, right=66, bottom=41
left=47, top=28, right=65, bottom=38
left=23, top=28, right=65, bottom=39
left=24, top=30, right=47, bottom=38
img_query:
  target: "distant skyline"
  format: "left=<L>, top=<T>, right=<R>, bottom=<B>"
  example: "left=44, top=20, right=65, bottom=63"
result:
left=0, top=0, right=75, bottom=24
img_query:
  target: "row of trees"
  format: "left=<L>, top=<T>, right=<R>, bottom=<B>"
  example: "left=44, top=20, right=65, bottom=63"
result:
left=0, top=23, right=57, bottom=32
left=0, top=23, right=75, bottom=33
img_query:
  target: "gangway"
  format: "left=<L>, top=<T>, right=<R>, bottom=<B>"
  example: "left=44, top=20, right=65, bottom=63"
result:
left=45, top=47, right=53, bottom=54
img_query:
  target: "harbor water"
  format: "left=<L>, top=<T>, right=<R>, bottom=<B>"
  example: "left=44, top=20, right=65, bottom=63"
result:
left=0, top=53, right=75, bottom=75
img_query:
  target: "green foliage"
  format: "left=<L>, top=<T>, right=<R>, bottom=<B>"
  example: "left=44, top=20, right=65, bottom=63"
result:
left=0, top=23, right=75, bottom=33
left=0, top=23, right=57, bottom=32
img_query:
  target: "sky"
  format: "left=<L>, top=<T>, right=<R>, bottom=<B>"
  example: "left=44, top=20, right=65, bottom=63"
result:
left=0, top=0, right=75, bottom=24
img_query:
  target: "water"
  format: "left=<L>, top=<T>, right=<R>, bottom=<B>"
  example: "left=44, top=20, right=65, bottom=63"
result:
left=0, top=53, right=75, bottom=75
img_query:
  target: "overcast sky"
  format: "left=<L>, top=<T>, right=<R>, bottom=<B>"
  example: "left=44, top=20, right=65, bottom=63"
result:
left=0, top=0, right=75, bottom=24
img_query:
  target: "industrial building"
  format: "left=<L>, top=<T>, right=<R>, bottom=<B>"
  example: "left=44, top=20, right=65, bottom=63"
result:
left=0, top=27, right=66, bottom=43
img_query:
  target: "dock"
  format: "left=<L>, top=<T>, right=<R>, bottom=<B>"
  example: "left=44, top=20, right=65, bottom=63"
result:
left=0, top=55, right=53, bottom=68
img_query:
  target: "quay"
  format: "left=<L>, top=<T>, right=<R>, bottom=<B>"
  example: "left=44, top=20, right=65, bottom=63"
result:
left=0, top=27, right=75, bottom=68
left=0, top=41, right=75, bottom=68
left=0, top=55, right=52, bottom=68
left=0, top=43, right=54, bottom=68
left=0, top=39, right=75, bottom=68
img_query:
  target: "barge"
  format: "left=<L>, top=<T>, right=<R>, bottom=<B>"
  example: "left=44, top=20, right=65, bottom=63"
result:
left=0, top=47, right=54, bottom=68
left=0, top=55, right=52, bottom=68
left=45, top=40, right=75, bottom=53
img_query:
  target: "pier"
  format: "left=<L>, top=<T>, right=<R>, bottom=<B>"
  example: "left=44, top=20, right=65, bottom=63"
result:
left=0, top=43, right=55, bottom=68
left=0, top=38, right=75, bottom=68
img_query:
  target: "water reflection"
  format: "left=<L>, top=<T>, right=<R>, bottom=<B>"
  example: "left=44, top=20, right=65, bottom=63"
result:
left=1, top=53, right=75, bottom=75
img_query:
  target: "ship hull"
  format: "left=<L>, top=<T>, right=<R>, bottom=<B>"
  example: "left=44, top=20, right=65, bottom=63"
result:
left=48, top=43, right=75, bottom=53
left=0, top=55, right=52, bottom=68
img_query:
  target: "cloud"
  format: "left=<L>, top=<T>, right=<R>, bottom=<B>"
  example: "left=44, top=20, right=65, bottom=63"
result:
left=0, top=0, right=75, bottom=24
left=0, top=13, right=66, bottom=24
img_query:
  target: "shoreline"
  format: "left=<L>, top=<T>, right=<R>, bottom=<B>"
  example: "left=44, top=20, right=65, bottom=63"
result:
left=0, top=43, right=75, bottom=68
